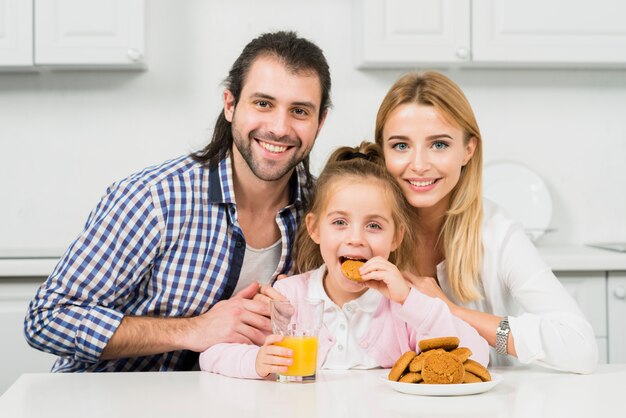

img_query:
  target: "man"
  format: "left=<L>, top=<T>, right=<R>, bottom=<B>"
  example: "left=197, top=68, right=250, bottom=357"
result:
left=24, top=31, right=331, bottom=372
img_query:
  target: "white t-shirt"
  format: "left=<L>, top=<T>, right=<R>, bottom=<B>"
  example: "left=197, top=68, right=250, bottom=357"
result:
left=436, top=199, right=598, bottom=373
left=233, top=239, right=281, bottom=294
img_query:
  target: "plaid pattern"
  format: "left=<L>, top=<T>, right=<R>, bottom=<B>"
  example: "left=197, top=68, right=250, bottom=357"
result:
left=24, top=155, right=309, bottom=372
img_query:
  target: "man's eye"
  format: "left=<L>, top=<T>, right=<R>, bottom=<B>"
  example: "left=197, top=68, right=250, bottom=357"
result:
left=293, top=108, right=309, bottom=117
left=257, top=101, right=270, bottom=108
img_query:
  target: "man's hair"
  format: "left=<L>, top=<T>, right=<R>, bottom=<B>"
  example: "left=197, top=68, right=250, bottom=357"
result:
left=191, top=31, right=331, bottom=185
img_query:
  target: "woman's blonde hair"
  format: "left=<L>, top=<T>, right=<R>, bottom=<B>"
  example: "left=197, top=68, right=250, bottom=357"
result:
left=295, top=141, right=415, bottom=274
left=375, top=71, right=483, bottom=303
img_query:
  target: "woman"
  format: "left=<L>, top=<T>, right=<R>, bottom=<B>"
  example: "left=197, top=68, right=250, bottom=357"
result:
left=375, top=71, right=597, bottom=374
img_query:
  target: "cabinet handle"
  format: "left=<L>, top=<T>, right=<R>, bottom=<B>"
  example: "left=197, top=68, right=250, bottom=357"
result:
left=615, top=286, right=626, bottom=300
left=127, top=48, right=143, bottom=63
left=456, top=47, right=469, bottom=60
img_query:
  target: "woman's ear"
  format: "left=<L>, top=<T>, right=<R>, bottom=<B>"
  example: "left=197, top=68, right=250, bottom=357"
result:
left=306, top=213, right=320, bottom=244
left=462, top=136, right=478, bottom=166
left=391, top=225, right=405, bottom=252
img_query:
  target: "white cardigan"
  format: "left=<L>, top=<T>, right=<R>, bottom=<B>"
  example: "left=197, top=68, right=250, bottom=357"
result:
left=436, top=200, right=598, bottom=374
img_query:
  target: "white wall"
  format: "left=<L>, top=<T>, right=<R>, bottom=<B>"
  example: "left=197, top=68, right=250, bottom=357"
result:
left=1, top=0, right=625, bottom=252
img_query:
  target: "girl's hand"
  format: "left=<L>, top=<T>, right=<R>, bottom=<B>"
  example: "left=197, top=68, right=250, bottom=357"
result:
left=402, top=271, right=457, bottom=311
left=255, top=334, right=293, bottom=378
left=360, top=256, right=410, bottom=304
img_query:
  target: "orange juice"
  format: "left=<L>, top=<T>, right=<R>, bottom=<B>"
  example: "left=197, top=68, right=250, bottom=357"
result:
left=275, top=336, right=318, bottom=376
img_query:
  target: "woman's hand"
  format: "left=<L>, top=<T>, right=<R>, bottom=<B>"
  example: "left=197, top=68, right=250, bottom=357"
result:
left=403, top=271, right=457, bottom=311
left=255, top=334, right=293, bottom=378
left=360, top=256, right=410, bottom=304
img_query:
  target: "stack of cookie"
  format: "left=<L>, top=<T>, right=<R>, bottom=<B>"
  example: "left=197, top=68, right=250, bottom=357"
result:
left=388, top=337, right=491, bottom=384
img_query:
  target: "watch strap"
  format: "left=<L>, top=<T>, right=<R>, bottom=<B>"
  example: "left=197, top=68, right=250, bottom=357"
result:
left=495, top=316, right=510, bottom=355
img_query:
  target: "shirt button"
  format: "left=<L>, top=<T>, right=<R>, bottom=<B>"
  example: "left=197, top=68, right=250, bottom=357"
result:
left=360, top=341, right=369, bottom=349
left=235, top=240, right=243, bottom=248
left=339, top=324, right=346, bottom=331
left=337, top=344, right=344, bottom=351
left=346, top=305, right=353, bottom=313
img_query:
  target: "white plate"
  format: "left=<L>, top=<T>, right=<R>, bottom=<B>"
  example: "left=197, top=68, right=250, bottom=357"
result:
left=382, top=372, right=502, bottom=396
left=483, top=162, right=552, bottom=241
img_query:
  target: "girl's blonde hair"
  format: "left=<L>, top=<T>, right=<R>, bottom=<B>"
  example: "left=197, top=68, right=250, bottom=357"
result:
left=375, top=71, right=483, bottom=303
left=295, top=141, right=415, bottom=274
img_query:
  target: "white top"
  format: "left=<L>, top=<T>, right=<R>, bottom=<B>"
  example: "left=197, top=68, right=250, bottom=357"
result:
left=307, top=267, right=381, bottom=370
left=437, top=200, right=598, bottom=373
left=233, top=239, right=281, bottom=294
left=2, top=365, right=625, bottom=418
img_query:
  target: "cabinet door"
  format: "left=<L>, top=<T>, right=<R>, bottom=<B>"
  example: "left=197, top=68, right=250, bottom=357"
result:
left=0, top=279, right=56, bottom=395
left=557, top=272, right=607, bottom=363
left=34, top=0, right=145, bottom=67
left=472, top=0, right=626, bottom=65
left=608, top=272, right=626, bottom=363
left=0, top=0, right=32, bottom=67
left=355, top=0, right=471, bottom=68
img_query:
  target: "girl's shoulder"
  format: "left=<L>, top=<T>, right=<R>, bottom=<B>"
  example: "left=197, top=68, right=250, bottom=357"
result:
left=272, top=267, right=324, bottom=300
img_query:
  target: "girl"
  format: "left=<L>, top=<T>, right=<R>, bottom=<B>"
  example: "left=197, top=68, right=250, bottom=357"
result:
left=199, top=142, right=488, bottom=379
left=376, top=71, right=597, bottom=373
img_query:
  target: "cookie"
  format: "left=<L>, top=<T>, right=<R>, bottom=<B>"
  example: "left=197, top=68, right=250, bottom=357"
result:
left=408, top=348, right=444, bottom=372
left=463, top=359, right=491, bottom=382
left=399, top=372, right=423, bottom=383
left=418, top=336, right=460, bottom=352
left=388, top=351, right=417, bottom=381
left=449, top=347, right=472, bottom=363
left=462, top=371, right=482, bottom=383
left=341, top=259, right=365, bottom=282
left=421, top=351, right=465, bottom=384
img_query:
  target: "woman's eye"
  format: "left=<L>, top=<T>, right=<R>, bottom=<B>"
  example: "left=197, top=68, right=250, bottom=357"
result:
left=433, top=141, right=449, bottom=150
left=392, top=143, right=408, bottom=151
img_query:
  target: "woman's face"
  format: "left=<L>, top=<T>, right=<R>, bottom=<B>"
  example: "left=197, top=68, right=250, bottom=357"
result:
left=382, top=103, right=476, bottom=214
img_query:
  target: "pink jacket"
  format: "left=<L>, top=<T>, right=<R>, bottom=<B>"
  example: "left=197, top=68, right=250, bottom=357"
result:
left=199, top=270, right=489, bottom=379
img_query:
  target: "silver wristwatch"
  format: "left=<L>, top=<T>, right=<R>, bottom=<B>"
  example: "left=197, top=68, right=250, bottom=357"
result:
left=495, top=317, right=510, bottom=355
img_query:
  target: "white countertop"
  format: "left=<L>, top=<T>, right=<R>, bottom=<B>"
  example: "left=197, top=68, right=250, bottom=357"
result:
left=0, top=365, right=624, bottom=417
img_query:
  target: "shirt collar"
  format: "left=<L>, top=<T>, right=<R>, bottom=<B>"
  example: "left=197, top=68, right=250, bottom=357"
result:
left=208, top=152, right=310, bottom=207
left=307, top=265, right=382, bottom=313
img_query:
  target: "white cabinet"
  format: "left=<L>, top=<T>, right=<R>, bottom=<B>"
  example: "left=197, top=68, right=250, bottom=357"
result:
left=0, top=0, right=32, bottom=67
left=558, top=272, right=608, bottom=363
left=355, top=0, right=626, bottom=68
left=608, top=272, right=626, bottom=363
left=0, top=279, right=56, bottom=395
left=0, top=0, right=144, bottom=69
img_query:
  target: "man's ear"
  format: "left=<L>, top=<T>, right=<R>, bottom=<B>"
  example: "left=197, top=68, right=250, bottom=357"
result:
left=306, top=213, right=320, bottom=244
left=316, top=109, right=328, bottom=135
left=391, top=225, right=405, bottom=253
left=223, top=89, right=235, bottom=122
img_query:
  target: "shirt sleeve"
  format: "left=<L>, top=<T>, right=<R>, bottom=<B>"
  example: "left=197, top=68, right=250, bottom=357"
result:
left=497, top=223, right=598, bottom=373
left=23, top=179, right=162, bottom=364
left=199, top=343, right=262, bottom=379
left=399, top=288, right=490, bottom=367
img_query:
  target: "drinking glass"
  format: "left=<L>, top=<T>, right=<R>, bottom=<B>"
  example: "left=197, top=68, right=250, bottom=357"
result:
left=270, top=299, right=324, bottom=383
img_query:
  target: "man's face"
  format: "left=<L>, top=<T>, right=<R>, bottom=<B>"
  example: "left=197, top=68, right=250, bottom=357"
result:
left=224, top=55, right=326, bottom=182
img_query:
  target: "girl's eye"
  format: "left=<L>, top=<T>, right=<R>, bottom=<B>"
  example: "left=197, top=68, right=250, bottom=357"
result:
left=392, top=142, right=408, bottom=151
left=332, top=219, right=347, bottom=226
left=367, top=222, right=382, bottom=230
left=433, top=141, right=449, bottom=150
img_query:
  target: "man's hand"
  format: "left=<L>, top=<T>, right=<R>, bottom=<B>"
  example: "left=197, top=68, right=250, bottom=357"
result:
left=186, top=282, right=274, bottom=352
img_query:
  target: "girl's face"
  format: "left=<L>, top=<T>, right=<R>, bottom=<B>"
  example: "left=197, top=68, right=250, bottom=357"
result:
left=306, top=179, right=402, bottom=304
left=382, top=103, right=476, bottom=215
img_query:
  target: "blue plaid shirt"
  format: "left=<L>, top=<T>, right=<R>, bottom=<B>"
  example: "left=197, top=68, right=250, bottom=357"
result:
left=24, top=155, right=310, bottom=372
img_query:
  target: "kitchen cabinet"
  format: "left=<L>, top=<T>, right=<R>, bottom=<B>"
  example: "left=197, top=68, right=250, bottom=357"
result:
left=0, top=0, right=144, bottom=69
left=354, top=0, right=626, bottom=68
left=608, top=272, right=626, bottom=363
left=557, top=272, right=608, bottom=363
left=0, top=278, right=55, bottom=395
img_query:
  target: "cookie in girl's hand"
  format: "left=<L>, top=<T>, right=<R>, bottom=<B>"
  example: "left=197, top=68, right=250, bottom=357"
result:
left=341, top=258, right=366, bottom=282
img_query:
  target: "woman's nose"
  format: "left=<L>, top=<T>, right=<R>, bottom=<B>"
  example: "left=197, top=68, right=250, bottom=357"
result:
left=410, top=149, right=430, bottom=173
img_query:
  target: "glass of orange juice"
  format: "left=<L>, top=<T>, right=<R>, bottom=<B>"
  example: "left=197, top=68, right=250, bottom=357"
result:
left=270, top=299, right=324, bottom=383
